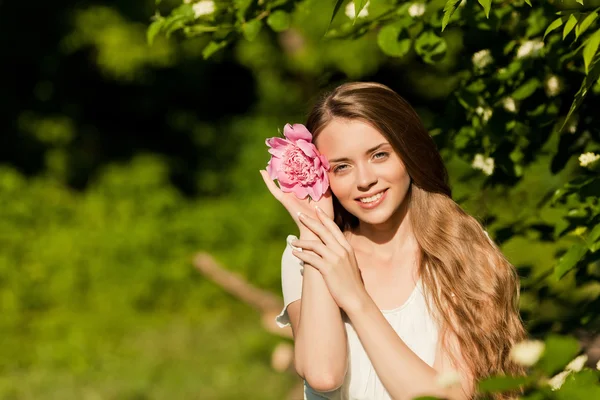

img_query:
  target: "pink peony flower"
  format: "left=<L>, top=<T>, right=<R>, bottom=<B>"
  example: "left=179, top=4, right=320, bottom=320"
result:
left=266, top=123, right=330, bottom=201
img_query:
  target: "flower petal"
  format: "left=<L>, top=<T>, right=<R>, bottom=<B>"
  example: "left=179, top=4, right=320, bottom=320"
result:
left=290, top=184, right=309, bottom=199
left=266, top=137, right=290, bottom=149
left=268, top=147, right=285, bottom=157
left=296, top=139, right=317, bottom=158
left=277, top=170, right=296, bottom=187
left=284, top=123, right=313, bottom=143
left=319, top=153, right=330, bottom=170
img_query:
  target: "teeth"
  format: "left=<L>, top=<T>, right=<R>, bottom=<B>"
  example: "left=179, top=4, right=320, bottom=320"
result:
left=359, top=191, right=384, bottom=203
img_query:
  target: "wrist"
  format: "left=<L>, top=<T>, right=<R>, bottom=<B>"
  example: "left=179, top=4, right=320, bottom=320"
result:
left=343, top=290, right=373, bottom=317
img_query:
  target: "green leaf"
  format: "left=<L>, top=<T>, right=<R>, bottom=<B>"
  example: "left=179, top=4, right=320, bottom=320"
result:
left=555, top=370, right=600, bottom=400
left=511, top=78, right=540, bottom=100
left=583, top=29, right=600, bottom=74
left=353, top=0, right=369, bottom=25
left=377, top=24, right=412, bottom=58
left=576, top=0, right=584, bottom=5
left=576, top=11, right=598, bottom=40
left=267, top=10, right=291, bottom=32
left=415, top=31, right=447, bottom=64
left=563, top=14, right=579, bottom=40
left=147, top=17, right=165, bottom=45
left=560, top=56, right=600, bottom=132
left=327, top=0, right=345, bottom=32
left=524, top=0, right=532, bottom=6
left=537, top=335, right=580, bottom=375
left=554, top=243, right=588, bottom=279
left=545, top=17, right=566, bottom=39
left=242, top=19, right=263, bottom=41
left=478, top=0, right=492, bottom=18
left=586, top=223, right=600, bottom=251
left=442, top=0, right=462, bottom=31
left=478, top=375, right=530, bottom=393
left=234, top=0, right=253, bottom=22
left=202, top=40, right=228, bottom=59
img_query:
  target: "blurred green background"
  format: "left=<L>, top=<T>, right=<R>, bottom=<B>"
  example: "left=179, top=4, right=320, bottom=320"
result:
left=1, top=0, right=599, bottom=399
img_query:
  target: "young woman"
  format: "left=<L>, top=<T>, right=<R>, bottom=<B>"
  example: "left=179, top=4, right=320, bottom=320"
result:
left=260, top=82, right=525, bottom=400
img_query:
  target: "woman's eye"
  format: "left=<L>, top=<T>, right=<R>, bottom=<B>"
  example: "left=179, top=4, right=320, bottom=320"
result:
left=374, top=152, right=388, bottom=159
left=333, top=165, right=348, bottom=173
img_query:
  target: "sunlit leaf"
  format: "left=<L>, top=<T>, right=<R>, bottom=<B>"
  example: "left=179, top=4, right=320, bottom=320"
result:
left=442, top=0, right=462, bottom=31
left=544, top=17, right=566, bottom=39
left=583, top=29, right=600, bottom=74
left=576, top=11, right=598, bottom=40
left=563, top=14, right=579, bottom=40
left=512, top=78, right=540, bottom=100
left=353, top=0, right=369, bottom=25
left=537, top=335, right=580, bottom=375
left=478, top=0, right=492, bottom=18
left=415, top=31, right=447, bottom=64
left=267, top=10, right=291, bottom=32
left=147, top=17, right=165, bottom=45
left=377, top=24, right=412, bottom=57
left=327, top=0, right=345, bottom=32
left=554, top=243, right=588, bottom=279
left=202, top=40, right=228, bottom=59
left=242, top=19, right=263, bottom=41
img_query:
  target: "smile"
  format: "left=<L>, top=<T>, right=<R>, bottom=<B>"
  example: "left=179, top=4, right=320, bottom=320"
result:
left=355, top=189, right=388, bottom=209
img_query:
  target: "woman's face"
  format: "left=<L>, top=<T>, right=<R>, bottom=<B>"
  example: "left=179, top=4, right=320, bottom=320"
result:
left=315, top=118, right=411, bottom=226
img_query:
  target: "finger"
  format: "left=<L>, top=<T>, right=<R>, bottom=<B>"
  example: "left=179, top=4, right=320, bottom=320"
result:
left=315, top=206, right=354, bottom=254
left=298, top=213, right=345, bottom=254
left=291, top=249, right=327, bottom=272
left=291, top=239, right=337, bottom=261
left=259, top=170, right=283, bottom=201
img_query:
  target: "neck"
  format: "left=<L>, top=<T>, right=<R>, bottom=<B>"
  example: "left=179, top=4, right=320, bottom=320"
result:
left=350, top=196, right=419, bottom=265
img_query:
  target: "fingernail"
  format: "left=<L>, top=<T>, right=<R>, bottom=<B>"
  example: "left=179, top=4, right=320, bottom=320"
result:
left=315, top=206, right=323, bottom=213
left=297, top=211, right=305, bottom=219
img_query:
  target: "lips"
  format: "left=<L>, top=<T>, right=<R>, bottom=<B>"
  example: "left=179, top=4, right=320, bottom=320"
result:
left=355, top=189, right=388, bottom=209
left=355, top=189, right=387, bottom=200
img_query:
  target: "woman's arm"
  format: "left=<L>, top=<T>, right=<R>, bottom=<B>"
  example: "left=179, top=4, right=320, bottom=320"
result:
left=345, top=294, right=474, bottom=400
left=287, top=227, right=349, bottom=392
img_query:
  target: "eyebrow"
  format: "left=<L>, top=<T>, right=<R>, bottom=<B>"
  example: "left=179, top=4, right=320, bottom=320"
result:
left=328, top=143, right=390, bottom=163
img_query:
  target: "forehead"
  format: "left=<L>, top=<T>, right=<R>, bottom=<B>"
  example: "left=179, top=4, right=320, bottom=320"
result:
left=315, top=118, right=388, bottom=158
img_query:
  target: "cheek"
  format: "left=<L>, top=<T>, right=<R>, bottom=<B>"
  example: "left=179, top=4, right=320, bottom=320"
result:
left=328, top=175, right=352, bottom=200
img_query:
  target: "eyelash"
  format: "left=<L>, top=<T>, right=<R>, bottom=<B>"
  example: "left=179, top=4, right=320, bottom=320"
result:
left=332, top=152, right=389, bottom=173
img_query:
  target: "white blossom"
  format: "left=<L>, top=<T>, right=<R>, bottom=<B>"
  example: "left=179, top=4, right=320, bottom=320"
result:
left=472, top=154, right=495, bottom=176
left=567, top=117, right=578, bottom=134
left=408, top=3, right=426, bottom=18
left=544, top=75, right=562, bottom=97
left=509, top=340, right=545, bottom=366
left=475, top=106, right=493, bottom=123
left=472, top=49, right=493, bottom=69
left=596, top=359, right=600, bottom=370
left=502, top=97, right=517, bottom=113
left=192, top=0, right=215, bottom=18
left=436, top=370, right=461, bottom=388
left=565, top=354, right=588, bottom=372
left=579, top=152, right=600, bottom=168
left=548, top=370, right=571, bottom=391
left=345, top=1, right=370, bottom=19
left=516, top=39, right=544, bottom=59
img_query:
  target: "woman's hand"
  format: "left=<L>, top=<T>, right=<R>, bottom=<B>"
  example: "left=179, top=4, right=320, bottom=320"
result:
left=290, top=207, right=369, bottom=313
left=259, top=169, right=334, bottom=233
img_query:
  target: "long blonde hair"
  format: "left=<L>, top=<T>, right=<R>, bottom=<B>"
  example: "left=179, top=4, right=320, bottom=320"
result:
left=306, top=82, right=526, bottom=397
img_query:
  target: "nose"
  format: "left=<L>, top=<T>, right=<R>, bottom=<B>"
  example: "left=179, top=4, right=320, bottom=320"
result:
left=356, top=163, right=378, bottom=191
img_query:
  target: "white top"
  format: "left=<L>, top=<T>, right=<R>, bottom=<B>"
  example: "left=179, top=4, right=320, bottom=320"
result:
left=275, top=235, right=439, bottom=400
